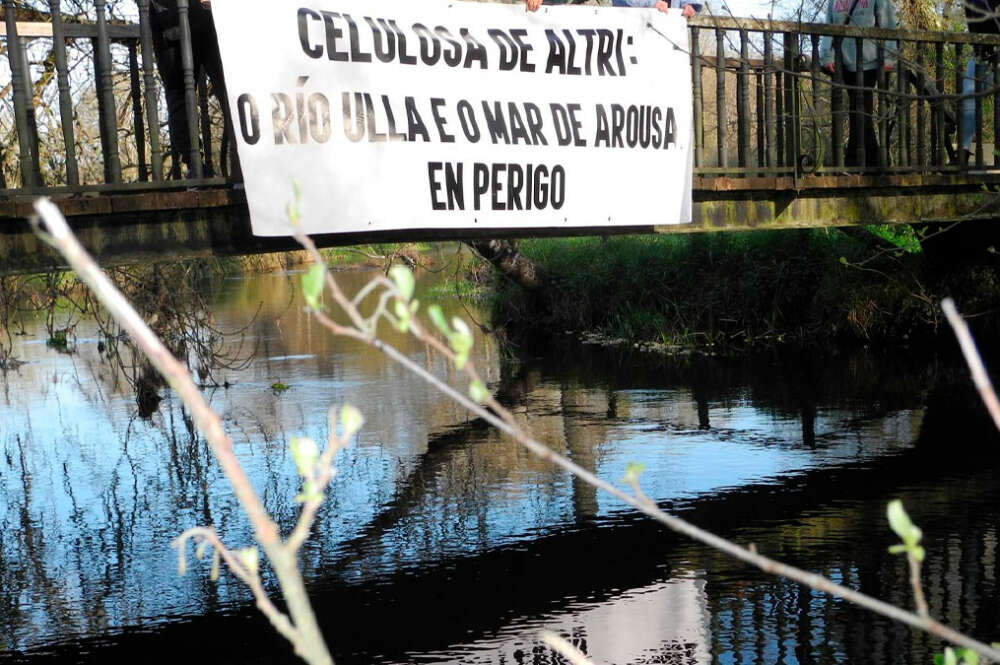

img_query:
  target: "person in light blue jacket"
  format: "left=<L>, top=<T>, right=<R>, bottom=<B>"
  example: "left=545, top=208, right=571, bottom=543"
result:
left=818, top=0, right=898, bottom=167
left=525, top=0, right=701, bottom=17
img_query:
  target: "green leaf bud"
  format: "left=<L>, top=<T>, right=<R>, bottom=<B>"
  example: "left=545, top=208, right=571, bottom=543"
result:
left=301, top=264, right=325, bottom=312
left=340, top=404, right=364, bottom=437
left=290, top=437, right=320, bottom=477
left=469, top=380, right=489, bottom=404
left=623, top=462, right=646, bottom=485
left=428, top=304, right=451, bottom=337
left=389, top=265, right=416, bottom=302
left=394, top=300, right=410, bottom=333
left=239, top=547, right=259, bottom=576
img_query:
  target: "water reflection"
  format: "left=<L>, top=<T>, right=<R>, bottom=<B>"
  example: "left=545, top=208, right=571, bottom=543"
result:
left=1, top=264, right=998, bottom=664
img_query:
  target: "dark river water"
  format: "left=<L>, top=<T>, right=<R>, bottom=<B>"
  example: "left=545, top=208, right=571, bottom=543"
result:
left=1, top=258, right=999, bottom=664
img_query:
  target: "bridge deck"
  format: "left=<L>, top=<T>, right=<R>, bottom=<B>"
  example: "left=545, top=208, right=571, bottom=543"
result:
left=4, top=8, right=1000, bottom=272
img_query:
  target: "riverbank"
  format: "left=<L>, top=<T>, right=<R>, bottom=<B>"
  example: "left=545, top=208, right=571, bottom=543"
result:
left=484, top=228, right=1000, bottom=351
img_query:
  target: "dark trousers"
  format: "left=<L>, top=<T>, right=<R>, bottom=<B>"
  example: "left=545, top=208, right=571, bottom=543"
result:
left=845, top=68, right=880, bottom=168
left=149, top=3, right=231, bottom=175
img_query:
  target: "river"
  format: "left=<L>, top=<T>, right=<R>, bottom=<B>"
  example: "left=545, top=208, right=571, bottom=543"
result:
left=1, top=257, right=998, bottom=664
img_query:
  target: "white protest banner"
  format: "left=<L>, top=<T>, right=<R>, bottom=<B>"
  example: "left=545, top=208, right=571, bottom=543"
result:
left=212, top=0, right=693, bottom=237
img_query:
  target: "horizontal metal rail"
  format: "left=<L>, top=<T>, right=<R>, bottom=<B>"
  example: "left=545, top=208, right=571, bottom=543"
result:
left=3, top=10, right=1000, bottom=200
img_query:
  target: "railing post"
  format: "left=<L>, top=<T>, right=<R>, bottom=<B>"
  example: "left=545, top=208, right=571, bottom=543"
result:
left=3, top=1, right=39, bottom=187
left=137, top=0, right=164, bottom=181
left=810, top=33, right=821, bottom=171
left=755, top=68, right=765, bottom=172
left=775, top=64, right=784, bottom=168
left=715, top=27, right=727, bottom=170
left=916, top=44, right=926, bottom=167
left=95, top=0, right=122, bottom=184
left=783, top=31, right=799, bottom=173
left=877, top=41, right=888, bottom=169
left=198, top=72, right=215, bottom=177
left=691, top=26, right=703, bottom=170
left=18, top=37, right=42, bottom=184
left=935, top=42, right=945, bottom=167
left=955, top=42, right=965, bottom=170
left=764, top=31, right=777, bottom=169
left=974, top=45, right=984, bottom=168
left=993, top=50, right=999, bottom=167
left=833, top=37, right=845, bottom=167
left=852, top=36, right=865, bottom=169
left=128, top=41, right=149, bottom=182
left=50, top=0, right=79, bottom=187
left=177, top=0, right=204, bottom=179
left=737, top=28, right=749, bottom=169
left=895, top=43, right=908, bottom=168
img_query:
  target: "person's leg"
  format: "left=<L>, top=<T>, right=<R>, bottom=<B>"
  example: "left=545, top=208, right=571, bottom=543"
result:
left=150, top=11, right=190, bottom=175
left=190, top=10, right=241, bottom=177
left=961, top=57, right=977, bottom=151
left=863, top=69, right=879, bottom=168
left=844, top=69, right=862, bottom=167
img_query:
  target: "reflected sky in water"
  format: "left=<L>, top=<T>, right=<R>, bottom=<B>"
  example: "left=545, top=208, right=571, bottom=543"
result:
left=1, top=264, right=997, bottom=664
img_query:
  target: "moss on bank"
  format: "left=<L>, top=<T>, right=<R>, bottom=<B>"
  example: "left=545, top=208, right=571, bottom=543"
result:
left=486, top=229, right=1000, bottom=349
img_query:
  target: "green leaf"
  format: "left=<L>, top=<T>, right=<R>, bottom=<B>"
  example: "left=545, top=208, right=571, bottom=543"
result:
left=290, top=437, right=320, bottom=477
left=271, top=381, right=289, bottom=392
left=443, top=317, right=473, bottom=369
left=956, top=649, right=979, bottom=665
left=301, top=263, right=325, bottom=312
left=912, top=545, right=925, bottom=563
left=888, top=544, right=907, bottom=554
left=389, top=265, right=416, bottom=302
left=239, top=547, right=259, bottom=576
left=887, top=500, right=919, bottom=544
left=934, top=653, right=945, bottom=665
left=394, top=300, right=410, bottom=333
left=623, top=462, right=646, bottom=485
left=469, top=380, right=489, bottom=404
left=340, top=404, right=364, bottom=437
left=839, top=256, right=848, bottom=266
left=428, top=304, right=451, bottom=337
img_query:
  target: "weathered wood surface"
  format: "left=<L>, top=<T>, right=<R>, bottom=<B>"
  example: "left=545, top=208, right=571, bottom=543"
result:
left=2, top=178, right=999, bottom=274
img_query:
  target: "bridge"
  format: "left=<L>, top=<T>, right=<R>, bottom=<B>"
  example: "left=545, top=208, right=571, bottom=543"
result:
left=3, top=1, right=1000, bottom=273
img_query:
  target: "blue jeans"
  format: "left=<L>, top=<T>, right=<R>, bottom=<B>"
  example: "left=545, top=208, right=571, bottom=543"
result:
left=961, top=57, right=994, bottom=150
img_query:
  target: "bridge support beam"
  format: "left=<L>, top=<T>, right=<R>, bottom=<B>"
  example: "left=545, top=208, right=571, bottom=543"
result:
left=3, top=175, right=1000, bottom=275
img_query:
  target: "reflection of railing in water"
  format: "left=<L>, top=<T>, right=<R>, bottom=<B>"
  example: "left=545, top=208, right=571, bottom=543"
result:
left=689, top=16, right=1000, bottom=176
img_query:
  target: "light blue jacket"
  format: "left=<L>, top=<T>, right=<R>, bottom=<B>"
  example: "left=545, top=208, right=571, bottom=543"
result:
left=818, top=0, right=898, bottom=72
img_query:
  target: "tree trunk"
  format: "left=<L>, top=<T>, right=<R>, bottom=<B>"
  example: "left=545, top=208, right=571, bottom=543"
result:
left=465, top=239, right=548, bottom=292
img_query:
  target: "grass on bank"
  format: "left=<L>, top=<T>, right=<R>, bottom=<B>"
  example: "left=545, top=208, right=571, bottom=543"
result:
left=488, top=229, right=982, bottom=348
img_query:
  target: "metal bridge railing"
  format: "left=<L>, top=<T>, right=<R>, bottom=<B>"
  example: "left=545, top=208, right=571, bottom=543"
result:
left=688, top=15, right=1000, bottom=179
left=1, top=0, right=231, bottom=195
left=4, top=8, right=1000, bottom=198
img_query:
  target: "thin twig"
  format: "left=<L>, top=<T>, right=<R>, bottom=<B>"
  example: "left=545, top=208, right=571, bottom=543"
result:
left=539, top=630, right=595, bottom=665
left=173, top=527, right=299, bottom=644
left=298, top=237, right=1000, bottom=662
left=907, top=554, right=930, bottom=620
left=31, top=198, right=335, bottom=665
left=942, top=298, right=1000, bottom=432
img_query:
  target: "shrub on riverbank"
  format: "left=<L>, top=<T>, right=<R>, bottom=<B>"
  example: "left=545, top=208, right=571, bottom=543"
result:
left=486, top=229, right=1000, bottom=349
